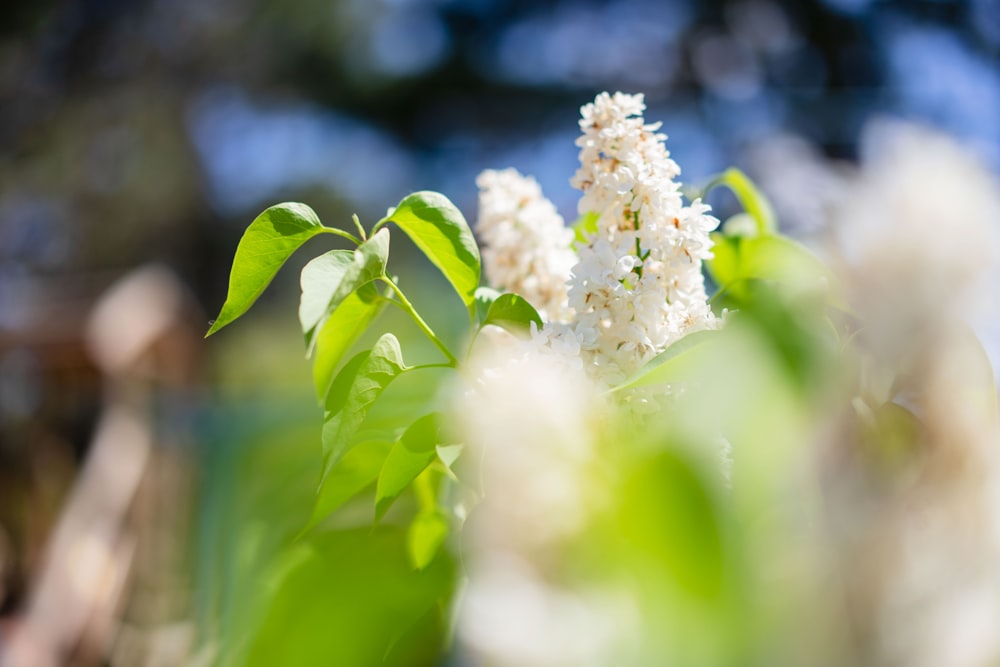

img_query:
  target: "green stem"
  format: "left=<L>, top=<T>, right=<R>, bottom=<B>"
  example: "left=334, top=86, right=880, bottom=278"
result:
left=379, top=277, right=459, bottom=366
left=351, top=214, right=367, bottom=242
left=370, top=216, right=391, bottom=236
left=409, top=363, right=455, bottom=372
left=320, top=227, right=363, bottom=246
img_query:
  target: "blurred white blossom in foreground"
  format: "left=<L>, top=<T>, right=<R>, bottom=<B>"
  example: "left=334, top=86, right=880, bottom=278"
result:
left=827, top=119, right=1000, bottom=667
left=452, top=336, right=628, bottom=667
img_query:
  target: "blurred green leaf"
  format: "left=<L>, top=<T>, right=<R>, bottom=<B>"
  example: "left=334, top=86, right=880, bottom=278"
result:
left=379, top=191, right=481, bottom=319
left=706, top=168, right=776, bottom=236
left=376, top=413, right=442, bottom=521
left=302, top=439, right=393, bottom=536
left=722, top=283, right=839, bottom=393
left=482, top=292, right=543, bottom=338
left=239, top=527, right=455, bottom=667
left=614, top=330, right=722, bottom=392
left=708, top=233, right=844, bottom=310
left=408, top=510, right=449, bottom=570
left=619, top=449, right=726, bottom=601
left=208, top=202, right=329, bottom=336
left=321, top=334, right=408, bottom=487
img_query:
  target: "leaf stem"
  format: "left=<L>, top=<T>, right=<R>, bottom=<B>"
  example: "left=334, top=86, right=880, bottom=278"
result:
left=379, top=278, right=459, bottom=366
left=409, top=363, right=455, bottom=372
left=321, top=226, right=363, bottom=246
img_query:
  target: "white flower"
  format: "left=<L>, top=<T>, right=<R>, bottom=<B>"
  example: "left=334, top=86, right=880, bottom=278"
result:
left=550, top=92, right=720, bottom=387
left=453, top=334, right=605, bottom=555
left=475, top=168, right=576, bottom=322
left=832, top=120, right=1000, bottom=362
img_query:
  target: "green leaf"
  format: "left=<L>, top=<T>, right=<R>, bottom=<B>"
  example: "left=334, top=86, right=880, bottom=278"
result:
left=320, top=334, right=408, bottom=487
left=408, top=510, right=449, bottom=570
left=619, top=449, right=726, bottom=600
left=707, top=233, right=845, bottom=310
left=302, top=231, right=392, bottom=401
left=375, top=414, right=442, bottom=521
left=474, top=286, right=502, bottom=324
left=706, top=232, right=739, bottom=289
left=300, top=439, right=394, bottom=536
left=299, top=250, right=355, bottom=338
left=241, top=527, right=455, bottom=667
left=311, top=282, right=388, bottom=402
left=613, top=330, right=722, bottom=392
left=300, top=230, right=390, bottom=348
left=207, top=202, right=328, bottom=336
left=705, top=168, right=776, bottom=236
left=482, top=293, right=543, bottom=339
left=571, top=211, right=600, bottom=248
left=379, top=192, right=481, bottom=318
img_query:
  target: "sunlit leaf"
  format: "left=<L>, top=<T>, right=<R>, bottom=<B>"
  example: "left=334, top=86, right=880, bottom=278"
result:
left=614, top=330, right=722, bottom=392
left=706, top=232, right=739, bottom=289
left=300, top=229, right=389, bottom=343
left=707, top=233, right=844, bottom=310
left=301, top=439, right=394, bottom=536
left=320, top=334, right=408, bottom=487
left=208, top=202, right=328, bottom=336
left=375, top=414, right=442, bottom=521
left=302, top=232, right=392, bottom=401
left=482, top=292, right=542, bottom=339
left=240, top=527, right=455, bottom=666
left=619, top=449, right=727, bottom=601
left=407, top=510, right=449, bottom=570
left=311, top=282, right=387, bottom=402
left=299, top=250, right=355, bottom=338
left=379, top=192, right=481, bottom=318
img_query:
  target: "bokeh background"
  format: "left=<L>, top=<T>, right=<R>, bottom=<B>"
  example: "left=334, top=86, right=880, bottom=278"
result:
left=1, top=0, right=998, bottom=664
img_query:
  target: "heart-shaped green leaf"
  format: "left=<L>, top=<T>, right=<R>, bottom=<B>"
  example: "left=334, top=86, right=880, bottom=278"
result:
left=380, top=192, right=480, bottom=318
left=207, top=203, right=328, bottom=336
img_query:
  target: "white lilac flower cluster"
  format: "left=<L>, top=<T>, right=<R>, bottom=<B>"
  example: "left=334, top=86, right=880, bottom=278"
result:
left=476, top=92, right=720, bottom=387
left=475, top=169, right=577, bottom=323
